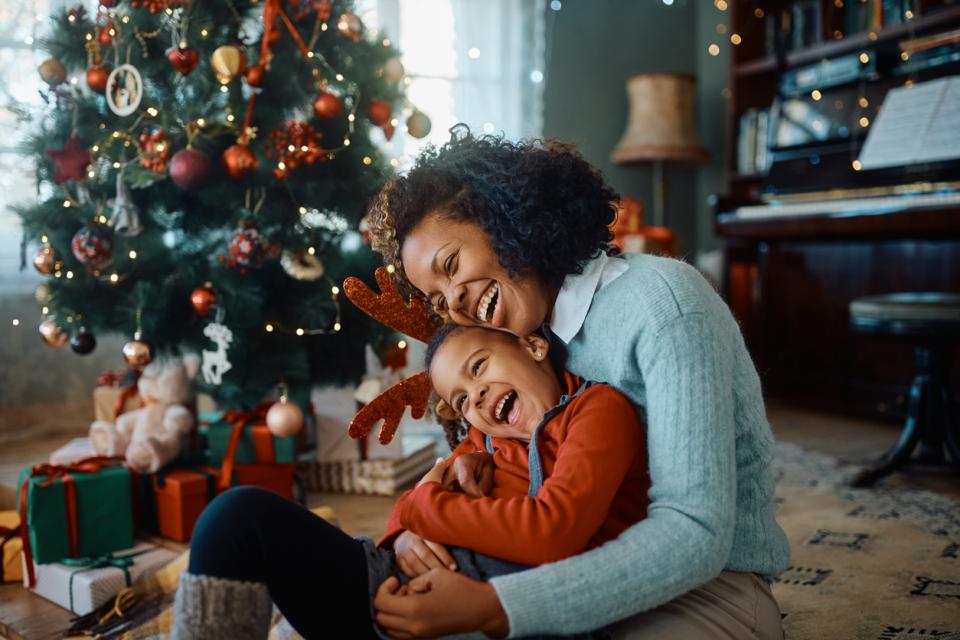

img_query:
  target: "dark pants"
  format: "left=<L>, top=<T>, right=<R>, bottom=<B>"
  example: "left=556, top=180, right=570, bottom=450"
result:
left=189, top=487, right=533, bottom=640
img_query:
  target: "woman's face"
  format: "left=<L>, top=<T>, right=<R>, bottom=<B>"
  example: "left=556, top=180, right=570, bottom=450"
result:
left=400, top=213, right=553, bottom=336
left=430, top=328, right=559, bottom=441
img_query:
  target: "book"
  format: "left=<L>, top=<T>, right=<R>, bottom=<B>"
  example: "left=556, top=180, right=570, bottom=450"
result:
left=296, top=435, right=439, bottom=496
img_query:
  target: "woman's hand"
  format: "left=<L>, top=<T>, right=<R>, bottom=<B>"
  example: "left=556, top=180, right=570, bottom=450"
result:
left=393, top=531, right=457, bottom=577
left=375, top=568, right=509, bottom=639
left=442, top=451, right=495, bottom=497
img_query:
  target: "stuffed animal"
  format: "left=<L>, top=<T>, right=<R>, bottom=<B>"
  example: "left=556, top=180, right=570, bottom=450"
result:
left=89, top=356, right=199, bottom=474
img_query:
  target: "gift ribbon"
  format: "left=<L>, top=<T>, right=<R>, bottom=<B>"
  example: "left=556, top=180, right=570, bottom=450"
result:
left=61, top=548, right=152, bottom=614
left=0, top=524, right=18, bottom=583
left=19, top=457, right=125, bottom=588
left=153, top=465, right=219, bottom=503
left=218, top=404, right=273, bottom=491
left=113, top=381, right=144, bottom=421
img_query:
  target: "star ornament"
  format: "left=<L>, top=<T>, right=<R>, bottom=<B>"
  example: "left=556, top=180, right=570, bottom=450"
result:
left=46, top=136, right=91, bottom=184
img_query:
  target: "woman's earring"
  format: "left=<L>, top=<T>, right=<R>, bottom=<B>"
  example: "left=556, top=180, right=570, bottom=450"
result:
left=535, top=350, right=543, bottom=359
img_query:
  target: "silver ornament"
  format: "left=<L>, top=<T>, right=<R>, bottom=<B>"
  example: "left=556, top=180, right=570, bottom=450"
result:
left=108, top=171, right=143, bottom=237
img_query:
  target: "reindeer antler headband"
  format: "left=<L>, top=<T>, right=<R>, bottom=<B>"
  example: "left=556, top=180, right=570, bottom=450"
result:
left=342, top=267, right=442, bottom=445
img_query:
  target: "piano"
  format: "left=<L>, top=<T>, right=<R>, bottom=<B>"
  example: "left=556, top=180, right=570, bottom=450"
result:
left=715, top=45, right=960, bottom=419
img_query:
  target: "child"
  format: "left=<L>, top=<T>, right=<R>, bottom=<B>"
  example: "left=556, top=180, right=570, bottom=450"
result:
left=173, top=323, right=649, bottom=640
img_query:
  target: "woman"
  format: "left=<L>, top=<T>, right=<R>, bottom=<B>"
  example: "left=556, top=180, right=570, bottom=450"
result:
left=367, top=126, right=789, bottom=639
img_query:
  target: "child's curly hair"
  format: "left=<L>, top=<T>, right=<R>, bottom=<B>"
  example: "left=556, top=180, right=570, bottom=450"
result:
left=366, top=125, right=619, bottom=291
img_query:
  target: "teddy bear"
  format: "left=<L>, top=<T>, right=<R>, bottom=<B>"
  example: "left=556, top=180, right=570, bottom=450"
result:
left=89, top=355, right=199, bottom=474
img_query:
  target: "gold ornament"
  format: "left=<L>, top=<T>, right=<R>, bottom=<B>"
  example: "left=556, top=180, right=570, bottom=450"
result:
left=122, top=337, right=154, bottom=369
left=33, top=245, right=63, bottom=276
left=280, top=250, right=325, bottom=281
left=406, top=110, right=432, bottom=139
left=266, top=397, right=304, bottom=437
left=382, top=57, right=404, bottom=82
left=38, top=58, right=67, bottom=86
left=39, top=318, right=69, bottom=347
left=210, top=45, right=245, bottom=84
left=336, top=12, right=363, bottom=41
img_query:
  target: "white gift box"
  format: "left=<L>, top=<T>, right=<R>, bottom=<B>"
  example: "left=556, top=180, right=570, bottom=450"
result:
left=24, top=541, right=178, bottom=615
left=48, top=437, right=97, bottom=466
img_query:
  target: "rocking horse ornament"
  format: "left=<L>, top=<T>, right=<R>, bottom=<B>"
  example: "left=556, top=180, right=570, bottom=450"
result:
left=342, top=267, right=441, bottom=445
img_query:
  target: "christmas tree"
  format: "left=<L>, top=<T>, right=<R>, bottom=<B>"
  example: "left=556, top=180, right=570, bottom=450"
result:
left=16, top=0, right=428, bottom=409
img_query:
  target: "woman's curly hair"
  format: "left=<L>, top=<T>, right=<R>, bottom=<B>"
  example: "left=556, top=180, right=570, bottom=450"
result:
left=367, top=125, right=619, bottom=291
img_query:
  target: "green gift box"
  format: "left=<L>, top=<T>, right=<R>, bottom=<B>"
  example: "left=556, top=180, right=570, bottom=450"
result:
left=199, top=410, right=298, bottom=466
left=17, top=463, right=134, bottom=567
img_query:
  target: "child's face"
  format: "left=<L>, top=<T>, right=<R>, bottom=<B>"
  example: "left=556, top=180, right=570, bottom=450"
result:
left=430, top=328, right=560, bottom=441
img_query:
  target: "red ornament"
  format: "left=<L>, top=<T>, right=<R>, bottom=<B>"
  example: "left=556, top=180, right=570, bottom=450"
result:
left=367, top=100, right=391, bottom=127
left=167, top=47, right=199, bottom=76
left=244, top=64, right=265, bottom=87
left=98, top=28, right=112, bottom=46
left=46, top=136, right=91, bottom=185
left=223, top=224, right=274, bottom=271
left=190, top=284, right=217, bottom=316
left=86, top=65, right=110, bottom=94
left=170, top=148, right=213, bottom=190
left=266, top=121, right=325, bottom=179
left=71, top=223, right=113, bottom=269
left=139, top=130, right=170, bottom=173
left=223, top=143, right=259, bottom=180
left=313, top=91, right=343, bottom=119
left=131, top=0, right=185, bottom=13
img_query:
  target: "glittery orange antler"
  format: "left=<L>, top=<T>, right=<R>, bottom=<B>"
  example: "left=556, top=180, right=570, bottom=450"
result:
left=343, top=267, right=440, bottom=445
left=343, top=267, right=439, bottom=343
left=348, top=371, right=432, bottom=444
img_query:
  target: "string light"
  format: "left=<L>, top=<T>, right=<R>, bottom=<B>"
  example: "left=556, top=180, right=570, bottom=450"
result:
left=331, top=285, right=340, bottom=295
left=859, top=52, right=870, bottom=63
left=88, top=170, right=96, bottom=178
left=42, top=306, right=49, bottom=314
left=68, top=13, right=76, bottom=22
left=63, top=200, right=71, bottom=208
left=900, top=51, right=909, bottom=61
left=66, top=271, right=74, bottom=279
left=219, top=85, right=228, bottom=93
left=266, top=323, right=275, bottom=332
left=333, top=322, right=341, bottom=332
left=386, top=264, right=396, bottom=274
left=708, top=44, right=720, bottom=56
left=859, top=97, right=869, bottom=108
left=112, top=162, right=121, bottom=168
left=226, top=114, right=235, bottom=122
left=296, top=328, right=305, bottom=336
left=321, top=23, right=328, bottom=31
left=868, top=32, right=878, bottom=41
left=382, top=38, right=391, bottom=46
left=362, top=156, right=372, bottom=165
left=852, top=160, right=862, bottom=171
left=129, top=250, right=137, bottom=259
left=754, top=7, right=764, bottom=17
left=147, top=107, right=159, bottom=117
left=41, top=235, right=48, bottom=243
left=859, top=117, right=870, bottom=127
left=98, top=215, right=107, bottom=223
left=197, top=118, right=206, bottom=127
left=811, top=89, right=822, bottom=101
left=468, top=47, right=480, bottom=59
left=201, top=28, right=209, bottom=37
left=109, top=273, right=119, bottom=283
left=715, top=0, right=728, bottom=10
left=343, top=138, right=350, bottom=146
left=307, top=246, right=316, bottom=255
left=390, top=158, right=399, bottom=167
left=833, top=30, right=843, bottom=39
left=730, top=34, right=741, bottom=45
left=348, top=114, right=356, bottom=122
left=11, top=319, right=20, bottom=327
left=335, top=73, right=344, bottom=81
left=905, top=9, right=914, bottom=19
left=122, top=15, right=129, bottom=23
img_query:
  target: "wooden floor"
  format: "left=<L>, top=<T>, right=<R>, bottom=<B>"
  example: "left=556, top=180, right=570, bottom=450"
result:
left=1, top=401, right=958, bottom=639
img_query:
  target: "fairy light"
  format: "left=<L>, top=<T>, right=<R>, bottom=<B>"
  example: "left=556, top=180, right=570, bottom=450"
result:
left=852, top=160, right=862, bottom=171
left=343, top=138, right=350, bottom=146
left=390, top=118, right=399, bottom=127
left=112, top=162, right=121, bottom=168
left=905, top=9, right=914, bottom=19
left=834, top=30, right=843, bottom=39
left=88, top=170, right=96, bottom=178
left=362, top=156, right=372, bottom=165
left=754, top=7, right=764, bottom=17
left=859, top=52, right=870, bottom=64
left=109, top=28, right=116, bottom=36
left=715, top=0, right=728, bottom=10
left=398, top=340, right=407, bottom=349
left=70, top=76, right=78, bottom=85
left=730, top=34, right=741, bottom=45
left=288, top=144, right=296, bottom=152
left=110, top=273, right=119, bottom=283
left=265, top=323, right=275, bottom=332
left=468, top=47, right=480, bottom=59
left=300, top=145, right=308, bottom=152
left=299, top=206, right=307, bottom=214
left=156, top=144, right=165, bottom=151
left=386, top=264, right=396, bottom=274
left=335, top=73, right=344, bottom=81
left=348, top=114, right=356, bottom=122
left=12, top=318, right=20, bottom=327
left=811, top=89, right=822, bottom=101
left=91, top=145, right=100, bottom=152
left=128, top=250, right=137, bottom=259
left=296, top=328, right=305, bottom=336
left=197, top=118, right=206, bottom=127
left=868, top=32, right=878, bottom=41
left=331, top=285, right=340, bottom=295
left=321, top=22, right=328, bottom=31
left=708, top=44, right=720, bottom=56
left=201, top=28, right=209, bottom=37
left=41, top=235, right=48, bottom=243
left=68, top=13, right=76, bottom=22
left=901, top=51, right=909, bottom=61
left=219, top=85, right=228, bottom=93
left=859, top=117, right=870, bottom=127
left=307, top=51, right=315, bottom=58
left=113, top=131, right=121, bottom=138
left=307, top=246, right=316, bottom=255
left=390, top=158, right=399, bottom=167
left=859, top=97, right=869, bottom=108
left=122, top=15, right=129, bottom=23
left=66, top=270, right=74, bottom=279
left=63, top=200, right=71, bottom=208
left=42, top=306, right=49, bottom=314
left=333, top=322, right=341, bottom=332
left=278, top=161, right=286, bottom=170
left=226, top=114, right=235, bottom=122
left=98, top=215, right=107, bottom=223
left=383, top=38, right=391, bottom=46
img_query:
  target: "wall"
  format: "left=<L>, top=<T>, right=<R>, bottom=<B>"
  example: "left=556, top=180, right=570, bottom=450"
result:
left=542, top=0, right=731, bottom=260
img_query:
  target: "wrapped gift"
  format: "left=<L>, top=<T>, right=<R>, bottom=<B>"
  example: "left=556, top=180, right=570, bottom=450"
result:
left=128, top=470, right=159, bottom=536
left=93, top=384, right=142, bottom=422
left=1, top=511, right=23, bottom=583
left=26, top=541, right=177, bottom=615
left=17, top=458, right=134, bottom=587
left=199, top=407, right=298, bottom=466
left=49, top=438, right=97, bottom=466
left=225, top=463, right=296, bottom=500
left=152, top=466, right=219, bottom=543
left=296, top=435, right=437, bottom=496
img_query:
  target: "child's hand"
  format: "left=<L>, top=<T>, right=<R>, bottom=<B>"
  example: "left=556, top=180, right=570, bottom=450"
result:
left=443, top=452, right=494, bottom=497
left=394, top=531, right=458, bottom=576
left=416, top=457, right=447, bottom=486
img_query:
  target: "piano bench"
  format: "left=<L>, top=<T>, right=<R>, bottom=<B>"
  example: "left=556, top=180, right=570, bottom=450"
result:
left=848, top=293, right=960, bottom=487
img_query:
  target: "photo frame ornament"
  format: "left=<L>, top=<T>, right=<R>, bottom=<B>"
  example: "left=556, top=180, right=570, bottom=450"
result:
left=106, top=64, right=143, bottom=117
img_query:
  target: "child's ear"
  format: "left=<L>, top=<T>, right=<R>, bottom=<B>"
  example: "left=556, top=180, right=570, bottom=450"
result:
left=522, top=334, right=549, bottom=362
left=435, top=398, right=460, bottom=420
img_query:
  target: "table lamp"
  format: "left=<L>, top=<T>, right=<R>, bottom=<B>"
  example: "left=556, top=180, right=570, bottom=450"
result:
left=611, top=73, right=709, bottom=228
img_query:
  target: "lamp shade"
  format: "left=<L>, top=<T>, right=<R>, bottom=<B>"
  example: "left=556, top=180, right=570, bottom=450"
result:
left=611, top=73, right=708, bottom=165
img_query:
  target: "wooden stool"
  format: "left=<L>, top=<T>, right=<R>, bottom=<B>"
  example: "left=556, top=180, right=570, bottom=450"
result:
left=848, top=293, right=960, bottom=486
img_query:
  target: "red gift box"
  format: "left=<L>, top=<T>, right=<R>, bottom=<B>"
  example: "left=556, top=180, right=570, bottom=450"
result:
left=228, top=464, right=296, bottom=500
left=152, top=467, right=218, bottom=543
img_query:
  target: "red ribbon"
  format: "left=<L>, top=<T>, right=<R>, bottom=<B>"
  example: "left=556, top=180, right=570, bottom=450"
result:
left=218, top=404, right=272, bottom=491
left=113, top=381, right=144, bottom=421
left=19, top=457, right=124, bottom=588
left=0, top=523, right=18, bottom=583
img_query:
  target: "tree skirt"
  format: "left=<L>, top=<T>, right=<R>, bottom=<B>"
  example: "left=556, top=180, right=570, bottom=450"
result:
left=771, top=442, right=960, bottom=640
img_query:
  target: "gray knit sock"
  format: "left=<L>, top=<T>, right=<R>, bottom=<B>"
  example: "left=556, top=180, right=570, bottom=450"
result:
left=171, top=572, right=273, bottom=640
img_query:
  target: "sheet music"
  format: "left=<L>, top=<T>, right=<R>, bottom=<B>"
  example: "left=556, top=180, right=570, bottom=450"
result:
left=857, top=76, right=960, bottom=170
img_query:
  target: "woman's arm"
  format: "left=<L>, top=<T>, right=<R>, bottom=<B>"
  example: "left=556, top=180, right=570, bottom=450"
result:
left=398, top=386, right=644, bottom=565
left=486, top=312, right=738, bottom=637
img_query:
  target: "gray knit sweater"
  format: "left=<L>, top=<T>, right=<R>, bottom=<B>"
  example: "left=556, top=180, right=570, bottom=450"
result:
left=489, top=253, right=791, bottom=637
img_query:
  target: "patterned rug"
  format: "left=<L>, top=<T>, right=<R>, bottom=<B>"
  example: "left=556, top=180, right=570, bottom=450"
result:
left=771, top=442, right=960, bottom=640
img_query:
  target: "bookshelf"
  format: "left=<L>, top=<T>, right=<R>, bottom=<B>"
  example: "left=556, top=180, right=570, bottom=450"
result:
left=724, top=0, right=960, bottom=198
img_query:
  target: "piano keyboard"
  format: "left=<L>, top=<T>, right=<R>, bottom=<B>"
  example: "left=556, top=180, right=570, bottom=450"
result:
left=729, top=190, right=960, bottom=220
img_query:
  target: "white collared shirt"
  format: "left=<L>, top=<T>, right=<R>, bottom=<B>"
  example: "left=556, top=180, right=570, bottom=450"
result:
left=548, top=252, right=629, bottom=344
